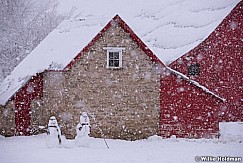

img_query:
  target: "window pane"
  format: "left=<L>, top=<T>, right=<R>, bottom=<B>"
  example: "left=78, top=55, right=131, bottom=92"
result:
left=109, top=52, right=114, bottom=59
left=109, top=52, right=119, bottom=59
left=109, top=60, right=114, bottom=67
left=113, top=60, right=119, bottom=67
left=113, top=52, right=119, bottom=59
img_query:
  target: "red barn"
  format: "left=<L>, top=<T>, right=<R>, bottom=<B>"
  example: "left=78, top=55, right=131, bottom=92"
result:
left=161, top=2, right=243, bottom=138
left=0, top=1, right=242, bottom=139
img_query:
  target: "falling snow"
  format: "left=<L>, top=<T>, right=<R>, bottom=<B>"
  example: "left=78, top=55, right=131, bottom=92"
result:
left=0, top=0, right=242, bottom=162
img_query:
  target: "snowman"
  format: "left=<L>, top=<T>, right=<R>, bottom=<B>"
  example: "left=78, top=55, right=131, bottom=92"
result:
left=75, top=112, right=91, bottom=147
left=46, top=116, right=62, bottom=148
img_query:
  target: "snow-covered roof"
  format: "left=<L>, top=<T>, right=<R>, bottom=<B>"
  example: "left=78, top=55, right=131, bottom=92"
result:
left=0, top=0, right=240, bottom=105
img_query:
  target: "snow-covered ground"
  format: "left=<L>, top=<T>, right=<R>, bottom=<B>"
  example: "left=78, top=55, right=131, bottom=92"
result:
left=0, top=135, right=242, bottom=163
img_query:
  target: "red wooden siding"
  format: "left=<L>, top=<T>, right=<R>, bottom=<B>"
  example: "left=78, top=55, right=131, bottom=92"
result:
left=160, top=74, right=223, bottom=138
left=15, top=73, right=43, bottom=135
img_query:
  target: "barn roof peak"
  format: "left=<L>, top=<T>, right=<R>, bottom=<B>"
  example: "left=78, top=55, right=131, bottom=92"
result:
left=64, top=14, right=164, bottom=70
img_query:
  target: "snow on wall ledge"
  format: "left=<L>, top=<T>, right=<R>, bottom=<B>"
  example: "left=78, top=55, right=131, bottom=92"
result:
left=0, top=0, right=240, bottom=105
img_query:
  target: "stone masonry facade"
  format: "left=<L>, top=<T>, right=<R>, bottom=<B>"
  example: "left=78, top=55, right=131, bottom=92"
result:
left=1, top=21, right=161, bottom=140
left=0, top=101, right=15, bottom=136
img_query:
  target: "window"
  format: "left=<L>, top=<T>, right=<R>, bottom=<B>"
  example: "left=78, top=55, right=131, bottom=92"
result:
left=103, top=47, right=125, bottom=69
left=188, top=64, right=200, bottom=76
left=109, top=52, right=120, bottom=68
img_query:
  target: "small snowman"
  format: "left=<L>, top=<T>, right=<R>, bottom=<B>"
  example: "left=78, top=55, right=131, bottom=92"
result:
left=46, top=116, right=62, bottom=148
left=75, top=112, right=91, bottom=147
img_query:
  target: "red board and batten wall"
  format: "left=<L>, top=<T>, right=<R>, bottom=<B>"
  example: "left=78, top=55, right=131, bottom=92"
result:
left=14, top=74, right=43, bottom=135
left=160, top=74, right=224, bottom=138
left=160, top=2, right=243, bottom=138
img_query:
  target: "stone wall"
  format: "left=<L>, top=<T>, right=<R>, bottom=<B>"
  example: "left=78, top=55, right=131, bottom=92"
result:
left=30, top=71, right=67, bottom=135
left=27, top=21, right=161, bottom=140
left=30, top=99, right=46, bottom=135
left=61, top=21, right=161, bottom=140
left=0, top=101, right=15, bottom=136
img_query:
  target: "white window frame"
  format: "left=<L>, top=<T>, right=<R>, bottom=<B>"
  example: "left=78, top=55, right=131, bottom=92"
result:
left=103, top=47, right=125, bottom=69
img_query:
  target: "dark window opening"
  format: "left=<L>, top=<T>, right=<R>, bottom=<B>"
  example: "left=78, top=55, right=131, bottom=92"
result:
left=188, top=64, right=200, bottom=76
left=108, top=52, right=120, bottom=68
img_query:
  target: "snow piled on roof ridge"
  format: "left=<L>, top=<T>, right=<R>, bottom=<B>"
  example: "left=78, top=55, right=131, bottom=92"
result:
left=166, top=67, right=226, bottom=102
left=0, top=0, right=239, bottom=105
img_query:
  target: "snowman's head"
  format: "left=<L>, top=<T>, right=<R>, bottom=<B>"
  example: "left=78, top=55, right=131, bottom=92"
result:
left=48, top=116, right=58, bottom=126
left=81, top=112, right=87, bottom=117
